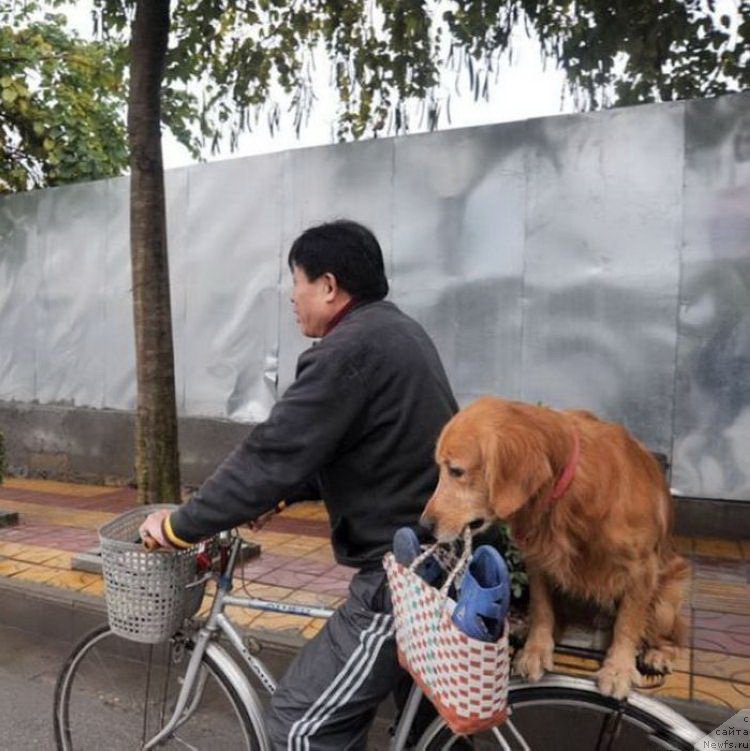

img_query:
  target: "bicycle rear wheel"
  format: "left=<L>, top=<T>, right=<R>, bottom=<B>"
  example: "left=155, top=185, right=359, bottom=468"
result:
left=54, top=624, right=260, bottom=750
left=417, top=675, right=703, bottom=751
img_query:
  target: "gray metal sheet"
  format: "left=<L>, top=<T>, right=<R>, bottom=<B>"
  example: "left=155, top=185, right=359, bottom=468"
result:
left=277, top=140, right=396, bottom=394
left=34, top=182, right=108, bottom=408
left=102, top=177, right=136, bottom=410
left=1, top=92, right=748, bottom=501
left=522, top=104, right=684, bottom=456
left=672, top=93, right=750, bottom=500
left=164, top=168, right=190, bottom=414
left=392, top=124, right=527, bottom=404
left=0, top=191, right=40, bottom=402
left=182, top=155, right=282, bottom=421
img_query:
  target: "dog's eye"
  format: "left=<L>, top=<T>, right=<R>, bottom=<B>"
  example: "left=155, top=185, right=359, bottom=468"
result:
left=448, top=466, right=465, bottom=478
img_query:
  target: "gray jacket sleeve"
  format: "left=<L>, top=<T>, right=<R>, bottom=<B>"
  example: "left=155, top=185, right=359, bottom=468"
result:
left=169, top=343, right=365, bottom=543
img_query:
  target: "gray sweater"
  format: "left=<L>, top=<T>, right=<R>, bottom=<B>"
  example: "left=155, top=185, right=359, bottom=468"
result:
left=169, top=300, right=458, bottom=569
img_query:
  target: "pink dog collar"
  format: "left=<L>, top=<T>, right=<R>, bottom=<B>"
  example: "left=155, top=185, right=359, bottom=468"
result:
left=551, top=430, right=580, bottom=501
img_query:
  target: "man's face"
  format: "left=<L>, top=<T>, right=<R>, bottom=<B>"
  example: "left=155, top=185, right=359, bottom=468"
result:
left=291, top=264, right=333, bottom=338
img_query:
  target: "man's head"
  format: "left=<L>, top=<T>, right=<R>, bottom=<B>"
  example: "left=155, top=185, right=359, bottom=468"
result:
left=288, top=220, right=389, bottom=337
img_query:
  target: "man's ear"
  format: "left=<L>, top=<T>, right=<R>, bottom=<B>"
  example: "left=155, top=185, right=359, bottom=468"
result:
left=321, top=272, right=339, bottom=300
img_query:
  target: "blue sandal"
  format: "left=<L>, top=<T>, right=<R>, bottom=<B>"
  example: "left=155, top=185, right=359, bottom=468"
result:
left=392, top=527, right=444, bottom=586
left=452, top=545, right=510, bottom=642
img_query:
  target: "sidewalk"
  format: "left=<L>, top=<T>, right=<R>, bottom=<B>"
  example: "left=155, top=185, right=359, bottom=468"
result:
left=0, top=477, right=748, bottom=715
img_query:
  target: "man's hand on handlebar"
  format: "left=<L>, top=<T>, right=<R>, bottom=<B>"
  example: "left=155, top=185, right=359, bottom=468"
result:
left=139, top=509, right=174, bottom=550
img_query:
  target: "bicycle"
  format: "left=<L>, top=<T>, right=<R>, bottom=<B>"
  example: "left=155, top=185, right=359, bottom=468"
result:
left=53, top=529, right=705, bottom=750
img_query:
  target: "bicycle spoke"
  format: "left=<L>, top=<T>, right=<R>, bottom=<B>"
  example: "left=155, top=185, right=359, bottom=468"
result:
left=55, top=626, right=259, bottom=750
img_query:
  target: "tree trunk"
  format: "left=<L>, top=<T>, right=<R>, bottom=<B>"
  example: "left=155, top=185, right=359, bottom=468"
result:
left=128, top=0, right=180, bottom=504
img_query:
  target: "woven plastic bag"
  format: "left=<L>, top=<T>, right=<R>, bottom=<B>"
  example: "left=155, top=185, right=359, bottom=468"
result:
left=383, top=533, right=510, bottom=735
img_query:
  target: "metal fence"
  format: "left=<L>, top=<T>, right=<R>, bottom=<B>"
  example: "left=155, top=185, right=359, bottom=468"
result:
left=1, top=92, right=748, bottom=501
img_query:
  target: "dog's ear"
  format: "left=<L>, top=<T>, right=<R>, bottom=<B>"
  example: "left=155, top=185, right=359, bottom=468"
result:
left=482, top=430, right=554, bottom=515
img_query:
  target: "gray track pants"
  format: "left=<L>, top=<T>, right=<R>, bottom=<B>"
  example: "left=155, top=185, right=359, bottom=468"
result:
left=266, top=567, right=402, bottom=751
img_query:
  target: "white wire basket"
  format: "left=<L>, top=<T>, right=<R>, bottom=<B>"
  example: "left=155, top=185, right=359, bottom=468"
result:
left=99, top=504, right=207, bottom=644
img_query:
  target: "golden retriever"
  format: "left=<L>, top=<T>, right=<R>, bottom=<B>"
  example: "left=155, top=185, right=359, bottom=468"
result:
left=421, top=397, right=688, bottom=699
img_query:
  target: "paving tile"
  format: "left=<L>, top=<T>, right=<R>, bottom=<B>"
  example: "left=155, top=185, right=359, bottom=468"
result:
left=692, top=559, right=747, bottom=584
left=81, top=579, right=106, bottom=596
left=0, top=559, right=32, bottom=577
left=241, top=560, right=282, bottom=578
left=253, top=552, right=297, bottom=569
left=691, top=580, right=750, bottom=615
left=282, top=558, right=338, bottom=577
left=256, top=569, right=318, bottom=589
left=250, top=611, right=312, bottom=636
left=304, top=578, right=352, bottom=598
left=691, top=649, right=750, bottom=682
left=238, top=582, right=295, bottom=602
left=661, top=647, right=691, bottom=674
left=693, top=628, right=750, bottom=658
left=301, top=618, right=328, bottom=640
left=0, top=542, right=27, bottom=557
left=327, top=564, right=356, bottom=581
left=43, top=570, right=101, bottom=591
left=11, top=564, right=63, bottom=585
left=694, top=610, right=750, bottom=633
left=42, top=553, right=74, bottom=569
left=224, top=605, right=262, bottom=628
left=641, top=670, right=692, bottom=702
left=10, top=544, right=63, bottom=565
left=692, top=675, right=750, bottom=709
left=3, top=478, right=112, bottom=497
left=284, top=590, right=341, bottom=609
left=693, top=538, right=744, bottom=560
left=0, top=499, right=113, bottom=529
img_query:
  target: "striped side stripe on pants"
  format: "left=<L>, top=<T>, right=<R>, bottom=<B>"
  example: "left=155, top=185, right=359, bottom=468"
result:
left=287, top=612, right=394, bottom=751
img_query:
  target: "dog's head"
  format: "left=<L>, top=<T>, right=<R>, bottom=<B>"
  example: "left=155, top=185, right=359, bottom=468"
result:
left=421, top=398, right=556, bottom=541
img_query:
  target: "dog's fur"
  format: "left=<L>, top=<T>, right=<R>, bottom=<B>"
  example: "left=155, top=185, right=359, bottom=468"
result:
left=421, top=397, right=688, bottom=699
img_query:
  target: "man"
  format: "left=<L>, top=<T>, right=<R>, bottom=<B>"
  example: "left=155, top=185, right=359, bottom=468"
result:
left=140, top=219, right=457, bottom=750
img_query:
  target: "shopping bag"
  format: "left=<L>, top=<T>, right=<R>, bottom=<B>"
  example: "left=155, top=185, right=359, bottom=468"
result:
left=383, top=535, right=510, bottom=735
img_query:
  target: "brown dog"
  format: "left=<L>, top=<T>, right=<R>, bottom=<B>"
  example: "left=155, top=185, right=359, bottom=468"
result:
left=421, top=397, right=688, bottom=699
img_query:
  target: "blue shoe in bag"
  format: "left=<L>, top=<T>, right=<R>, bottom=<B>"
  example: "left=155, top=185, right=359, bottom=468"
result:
left=452, top=545, right=510, bottom=642
left=392, top=527, right=445, bottom=586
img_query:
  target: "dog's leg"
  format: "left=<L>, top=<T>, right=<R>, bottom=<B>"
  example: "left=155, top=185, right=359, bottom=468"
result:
left=597, top=560, right=657, bottom=699
left=514, top=569, right=555, bottom=682
left=641, top=554, right=689, bottom=674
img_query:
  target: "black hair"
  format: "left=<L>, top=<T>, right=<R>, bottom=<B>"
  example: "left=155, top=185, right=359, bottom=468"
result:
left=287, top=220, right=389, bottom=302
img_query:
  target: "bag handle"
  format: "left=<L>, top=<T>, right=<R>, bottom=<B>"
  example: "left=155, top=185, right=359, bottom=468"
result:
left=407, top=527, right=473, bottom=597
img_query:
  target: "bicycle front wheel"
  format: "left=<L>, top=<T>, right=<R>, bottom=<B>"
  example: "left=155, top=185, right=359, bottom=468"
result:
left=54, top=624, right=261, bottom=750
left=416, top=675, right=704, bottom=751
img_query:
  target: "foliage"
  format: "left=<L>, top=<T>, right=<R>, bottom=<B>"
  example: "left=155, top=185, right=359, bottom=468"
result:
left=3, top=1, right=747, bottom=190
left=93, top=0, right=749, bottom=151
left=0, top=2, right=128, bottom=192
left=497, top=523, right=528, bottom=606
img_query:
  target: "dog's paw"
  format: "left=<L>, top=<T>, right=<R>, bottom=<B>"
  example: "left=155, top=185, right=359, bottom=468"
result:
left=513, top=640, right=554, bottom=682
left=639, top=646, right=677, bottom=677
left=597, top=659, right=640, bottom=699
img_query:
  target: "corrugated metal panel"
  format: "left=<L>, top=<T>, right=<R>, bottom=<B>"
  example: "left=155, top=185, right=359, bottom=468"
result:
left=672, top=95, right=750, bottom=499
left=0, top=92, right=748, bottom=499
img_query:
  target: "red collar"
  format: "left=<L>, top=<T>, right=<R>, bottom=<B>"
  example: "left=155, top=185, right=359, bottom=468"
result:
left=550, top=430, right=580, bottom=501
left=323, top=299, right=357, bottom=336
